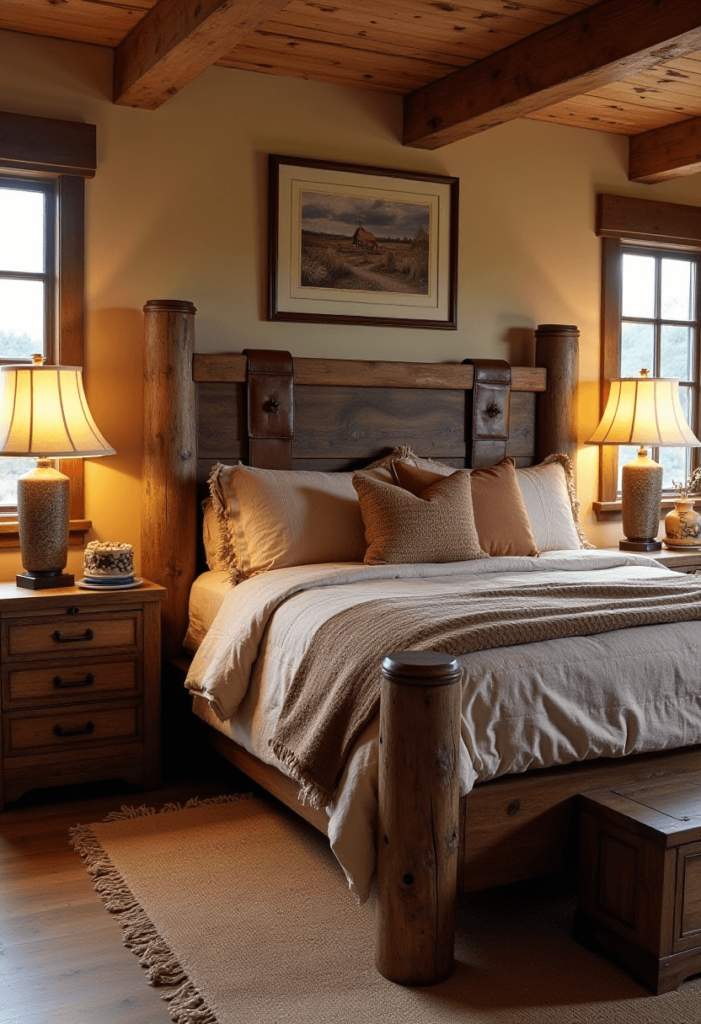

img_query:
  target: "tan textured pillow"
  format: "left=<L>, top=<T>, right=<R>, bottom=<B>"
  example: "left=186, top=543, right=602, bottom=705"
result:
left=393, top=457, right=538, bottom=557
left=352, top=468, right=484, bottom=565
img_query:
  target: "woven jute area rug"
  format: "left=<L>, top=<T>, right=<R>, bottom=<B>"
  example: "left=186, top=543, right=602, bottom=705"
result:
left=71, top=794, right=701, bottom=1024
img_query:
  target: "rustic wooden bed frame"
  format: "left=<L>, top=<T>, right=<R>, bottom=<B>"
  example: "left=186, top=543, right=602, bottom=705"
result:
left=141, top=299, right=701, bottom=985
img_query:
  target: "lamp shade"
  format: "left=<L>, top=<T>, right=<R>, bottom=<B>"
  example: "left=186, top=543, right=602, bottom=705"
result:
left=0, top=359, right=115, bottom=458
left=588, top=373, right=701, bottom=448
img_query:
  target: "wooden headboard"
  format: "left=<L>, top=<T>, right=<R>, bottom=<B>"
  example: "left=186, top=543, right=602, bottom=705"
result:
left=141, top=300, right=579, bottom=656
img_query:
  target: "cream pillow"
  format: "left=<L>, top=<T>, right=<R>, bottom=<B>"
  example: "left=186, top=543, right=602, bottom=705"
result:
left=516, top=455, right=594, bottom=551
left=352, top=468, right=484, bottom=565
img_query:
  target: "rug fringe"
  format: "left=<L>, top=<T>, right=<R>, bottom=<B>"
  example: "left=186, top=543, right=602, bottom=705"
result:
left=98, top=792, right=251, bottom=823
left=69, top=793, right=251, bottom=1024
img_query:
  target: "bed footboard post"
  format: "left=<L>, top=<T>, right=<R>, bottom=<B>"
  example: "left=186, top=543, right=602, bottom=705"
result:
left=142, top=299, right=197, bottom=659
left=376, top=651, right=462, bottom=986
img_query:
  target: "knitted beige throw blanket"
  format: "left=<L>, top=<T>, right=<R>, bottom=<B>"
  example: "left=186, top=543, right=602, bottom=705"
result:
left=270, top=576, right=701, bottom=809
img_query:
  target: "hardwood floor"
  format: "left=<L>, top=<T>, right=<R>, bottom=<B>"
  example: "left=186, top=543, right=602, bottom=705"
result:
left=0, top=775, right=244, bottom=1024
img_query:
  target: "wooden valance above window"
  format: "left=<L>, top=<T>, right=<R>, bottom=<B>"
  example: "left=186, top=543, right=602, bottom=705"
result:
left=0, top=110, right=96, bottom=179
left=596, top=194, right=701, bottom=248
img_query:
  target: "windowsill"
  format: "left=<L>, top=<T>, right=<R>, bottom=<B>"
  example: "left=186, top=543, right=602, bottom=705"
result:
left=0, top=519, right=92, bottom=548
left=592, top=499, right=699, bottom=523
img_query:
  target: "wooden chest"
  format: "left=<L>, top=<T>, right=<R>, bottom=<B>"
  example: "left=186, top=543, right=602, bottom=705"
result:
left=576, top=771, right=701, bottom=994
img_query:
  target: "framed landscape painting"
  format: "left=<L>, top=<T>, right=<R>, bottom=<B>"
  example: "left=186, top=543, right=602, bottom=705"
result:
left=268, top=155, right=458, bottom=329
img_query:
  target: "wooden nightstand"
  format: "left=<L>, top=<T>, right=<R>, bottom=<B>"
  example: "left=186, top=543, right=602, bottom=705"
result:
left=602, top=546, right=701, bottom=575
left=650, top=548, right=701, bottom=574
left=0, top=580, right=166, bottom=809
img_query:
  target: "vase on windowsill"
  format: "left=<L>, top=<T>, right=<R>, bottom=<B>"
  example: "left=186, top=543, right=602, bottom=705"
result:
left=664, top=499, right=701, bottom=549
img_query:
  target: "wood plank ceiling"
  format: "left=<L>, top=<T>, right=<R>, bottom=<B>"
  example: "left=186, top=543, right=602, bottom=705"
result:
left=2, top=0, right=701, bottom=181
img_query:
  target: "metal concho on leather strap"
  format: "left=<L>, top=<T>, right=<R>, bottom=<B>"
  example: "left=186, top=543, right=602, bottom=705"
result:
left=463, top=358, right=511, bottom=469
left=244, top=349, right=294, bottom=469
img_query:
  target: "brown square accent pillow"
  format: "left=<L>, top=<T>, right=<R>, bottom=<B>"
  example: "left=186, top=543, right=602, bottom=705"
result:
left=393, top=457, right=538, bottom=557
left=352, top=467, right=484, bottom=565
left=469, top=459, right=539, bottom=557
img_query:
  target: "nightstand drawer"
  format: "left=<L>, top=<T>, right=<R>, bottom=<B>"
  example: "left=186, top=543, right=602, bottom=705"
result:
left=3, top=610, right=142, bottom=659
left=2, top=657, right=140, bottom=708
left=3, top=700, right=142, bottom=755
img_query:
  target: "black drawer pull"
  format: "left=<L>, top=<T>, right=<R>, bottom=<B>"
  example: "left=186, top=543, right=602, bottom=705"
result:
left=53, top=673, right=95, bottom=689
left=53, top=721, right=95, bottom=738
left=53, top=628, right=94, bottom=643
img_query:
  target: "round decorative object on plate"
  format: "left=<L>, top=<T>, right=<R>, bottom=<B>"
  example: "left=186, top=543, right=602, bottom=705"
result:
left=77, top=576, right=144, bottom=591
left=664, top=500, right=701, bottom=550
left=83, top=541, right=134, bottom=583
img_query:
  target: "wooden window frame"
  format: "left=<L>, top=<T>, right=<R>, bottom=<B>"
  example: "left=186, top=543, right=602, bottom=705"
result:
left=0, top=176, right=55, bottom=360
left=0, top=111, right=96, bottom=547
left=594, top=194, right=701, bottom=523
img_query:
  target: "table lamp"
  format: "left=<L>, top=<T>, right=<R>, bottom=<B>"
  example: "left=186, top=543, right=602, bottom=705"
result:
left=0, top=355, right=115, bottom=589
left=588, top=369, right=701, bottom=551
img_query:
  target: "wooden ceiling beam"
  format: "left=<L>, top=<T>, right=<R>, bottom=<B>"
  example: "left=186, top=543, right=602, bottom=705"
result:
left=113, top=0, right=291, bottom=109
left=403, top=0, right=701, bottom=150
left=628, top=116, right=701, bottom=183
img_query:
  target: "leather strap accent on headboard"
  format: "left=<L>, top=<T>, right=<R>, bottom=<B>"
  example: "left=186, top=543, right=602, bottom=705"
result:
left=244, top=349, right=294, bottom=469
left=463, top=359, right=511, bottom=468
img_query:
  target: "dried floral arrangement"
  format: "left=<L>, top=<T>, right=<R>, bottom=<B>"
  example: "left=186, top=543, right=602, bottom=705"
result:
left=671, top=467, right=701, bottom=499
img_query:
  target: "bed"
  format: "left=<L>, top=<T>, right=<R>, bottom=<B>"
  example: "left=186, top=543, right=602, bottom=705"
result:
left=141, top=300, right=701, bottom=985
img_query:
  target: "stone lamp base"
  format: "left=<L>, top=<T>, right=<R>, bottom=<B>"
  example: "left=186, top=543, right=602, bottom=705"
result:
left=16, top=459, right=74, bottom=590
left=619, top=446, right=663, bottom=552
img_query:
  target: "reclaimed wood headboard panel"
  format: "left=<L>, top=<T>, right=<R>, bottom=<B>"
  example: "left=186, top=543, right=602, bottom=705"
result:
left=196, top=373, right=539, bottom=480
left=141, top=300, right=579, bottom=656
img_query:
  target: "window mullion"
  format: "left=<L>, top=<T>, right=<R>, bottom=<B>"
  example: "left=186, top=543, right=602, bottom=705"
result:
left=654, top=254, right=661, bottom=376
left=693, top=258, right=701, bottom=473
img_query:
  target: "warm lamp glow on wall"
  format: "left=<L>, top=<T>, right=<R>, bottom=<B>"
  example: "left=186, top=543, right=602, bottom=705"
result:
left=588, top=370, right=701, bottom=551
left=0, top=356, right=115, bottom=589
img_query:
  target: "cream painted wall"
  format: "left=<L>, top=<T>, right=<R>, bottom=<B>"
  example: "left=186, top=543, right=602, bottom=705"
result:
left=1, top=28, right=701, bottom=577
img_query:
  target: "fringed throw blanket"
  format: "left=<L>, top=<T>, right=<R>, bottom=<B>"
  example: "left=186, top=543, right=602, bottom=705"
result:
left=270, top=576, right=701, bottom=809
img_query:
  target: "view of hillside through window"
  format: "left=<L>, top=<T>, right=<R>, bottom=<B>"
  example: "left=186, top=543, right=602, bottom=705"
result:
left=618, top=250, right=698, bottom=492
left=0, top=182, right=50, bottom=507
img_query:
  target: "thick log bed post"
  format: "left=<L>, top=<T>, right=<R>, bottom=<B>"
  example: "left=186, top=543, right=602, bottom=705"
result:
left=142, top=299, right=197, bottom=659
left=534, top=323, right=579, bottom=462
left=376, top=651, right=462, bottom=986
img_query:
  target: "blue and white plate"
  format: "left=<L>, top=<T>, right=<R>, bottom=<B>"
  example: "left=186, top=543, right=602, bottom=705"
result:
left=77, top=576, right=143, bottom=591
left=82, top=574, right=134, bottom=586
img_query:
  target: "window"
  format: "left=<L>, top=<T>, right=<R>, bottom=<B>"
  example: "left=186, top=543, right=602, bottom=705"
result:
left=0, top=109, right=96, bottom=542
left=617, top=247, right=700, bottom=491
left=594, top=194, right=701, bottom=520
left=0, top=177, right=56, bottom=506
left=0, top=177, right=54, bottom=360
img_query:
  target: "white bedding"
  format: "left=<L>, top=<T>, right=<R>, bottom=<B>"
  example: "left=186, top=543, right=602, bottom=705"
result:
left=185, top=551, right=701, bottom=901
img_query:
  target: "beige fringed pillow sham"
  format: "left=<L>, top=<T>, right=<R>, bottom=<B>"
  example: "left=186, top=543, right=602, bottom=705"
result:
left=208, top=463, right=367, bottom=581
left=206, top=446, right=428, bottom=582
left=352, top=467, right=485, bottom=565
left=516, top=454, right=595, bottom=551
